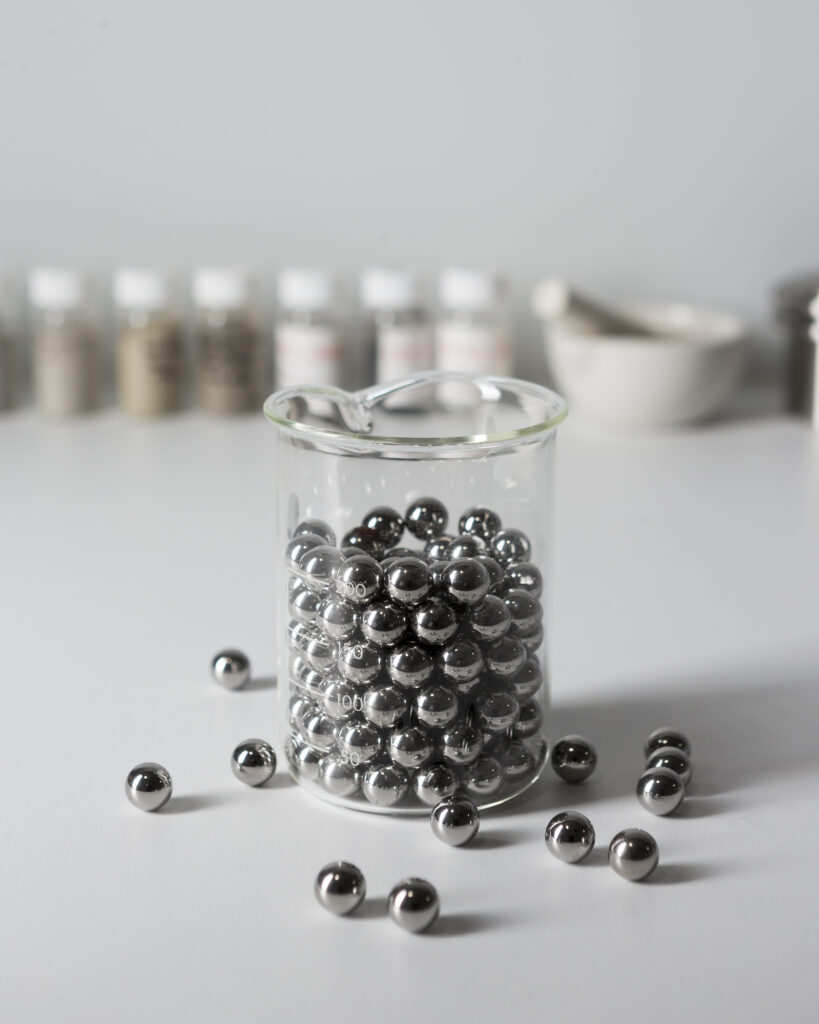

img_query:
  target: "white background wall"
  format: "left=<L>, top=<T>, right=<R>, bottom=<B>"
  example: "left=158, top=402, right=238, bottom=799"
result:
left=1, top=0, right=817, bottom=375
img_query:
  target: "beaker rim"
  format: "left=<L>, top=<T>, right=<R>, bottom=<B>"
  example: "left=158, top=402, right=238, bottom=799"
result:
left=263, top=372, right=568, bottom=453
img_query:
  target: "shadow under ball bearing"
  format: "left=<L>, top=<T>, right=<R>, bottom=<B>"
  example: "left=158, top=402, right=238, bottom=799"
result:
left=608, top=828, right=659, bottom=881
left=545, top=811, right=595, bottom=863
left=315, top=861, right=366, bottom=915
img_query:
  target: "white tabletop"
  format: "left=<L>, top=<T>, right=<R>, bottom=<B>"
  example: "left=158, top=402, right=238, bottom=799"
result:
left=2, top=397, right=817, bottom=1022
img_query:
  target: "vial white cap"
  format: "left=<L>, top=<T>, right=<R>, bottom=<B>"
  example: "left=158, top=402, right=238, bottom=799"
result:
left=28, top=267, right=85, bottom=309
left=360, top=268, right=419, bottom=311
left=277, top=268, right=334, bottom=312
left=113, top=268, right=170, bottom=309
left=192, top=267, right=252, bottom=309
left=439, top=268, right=504, bottom=311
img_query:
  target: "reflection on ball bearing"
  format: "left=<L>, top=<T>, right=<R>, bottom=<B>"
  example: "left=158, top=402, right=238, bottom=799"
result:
left=361, top=759, right=409, bottom=807
left=645, top=747, right=692, bottom=786
left=644, top=727, right=691, bottom=759
left=405, top=497, right=448, bottom=539
left=413, top=761, right=459, bottom=806
left=318, top=755, right=360, bottom=798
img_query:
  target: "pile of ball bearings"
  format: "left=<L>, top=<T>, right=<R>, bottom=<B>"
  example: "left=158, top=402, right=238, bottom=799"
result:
left=284, top=499, right=548, bottom=811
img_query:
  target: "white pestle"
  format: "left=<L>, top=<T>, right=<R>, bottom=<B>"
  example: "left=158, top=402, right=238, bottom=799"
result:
left=532, top=277, right=659, bottom=338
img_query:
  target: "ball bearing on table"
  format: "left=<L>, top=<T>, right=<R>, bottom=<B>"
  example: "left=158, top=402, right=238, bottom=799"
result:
left=608, top=828, right=659, bottom=882
left=431, top=795, right=480, bottom=846
left=211, top=648, right=251, bottom=691
left=388, top=878, right=440, bottom=933
left=636, top=767, right=685, bottom=816
left=644, top=727, right=691, bottom=759
left=646, top=747, right=692, bottom=786
left=545, top=811, right=595, bottom=863
left=231, top=738, right=277, bottom=786
left=551, top=735, right=597, bottom=783
left=315, top=861, right=366, bottom=915
left=125, top=762, right=172, bottom=812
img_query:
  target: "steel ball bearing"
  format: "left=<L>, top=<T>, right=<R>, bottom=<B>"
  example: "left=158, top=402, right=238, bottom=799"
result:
left=431, top=796, right=480, bottom=846
left=644, top=727, right=691, bottom=758
left=551, top=735, right=597, bottom=783
left=646, top=746, right=692, bottom=786
left=545, top=811, right=595, bottom=863
left=609, top=828, right=659, bottom=881
left=211, top=648, right=251, bottom=691
left=388, top=877, right=440, bottom=933
left=315, top=861, right=366, bottom=915
left=231, top=738, right=277, bottom=786
left=636, top=767, right=684, bottom=816
left=125, top=762, right=172, bottom=812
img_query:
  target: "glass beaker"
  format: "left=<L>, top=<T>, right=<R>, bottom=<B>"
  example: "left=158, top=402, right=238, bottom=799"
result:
left=265, top=372, right=567, bottom=814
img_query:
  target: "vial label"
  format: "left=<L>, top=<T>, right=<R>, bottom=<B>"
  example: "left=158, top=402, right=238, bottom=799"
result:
left=274, top=323, right=344, bottom=389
